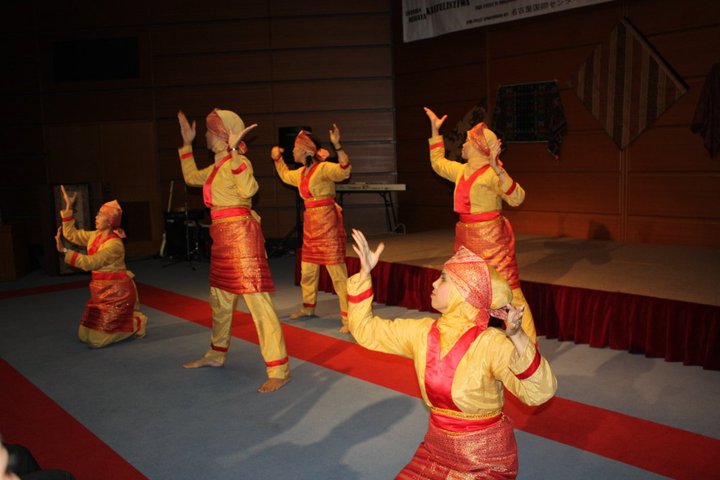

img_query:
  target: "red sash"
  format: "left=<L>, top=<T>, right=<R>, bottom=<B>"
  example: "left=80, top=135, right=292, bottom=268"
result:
left=203, top=154, right=232, bottom=207
left=454, top=164, right=491, bottom=214
left=88, top=233, right=119, bottom=255
left=299, top=163, right=322, bottom=199
left=424, top=321, right=483, bottom=411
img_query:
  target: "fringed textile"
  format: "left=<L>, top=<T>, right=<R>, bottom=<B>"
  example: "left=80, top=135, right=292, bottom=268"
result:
left=209, top=215, right=275, bottom=294
left=455, top=216, right=520, bottom=290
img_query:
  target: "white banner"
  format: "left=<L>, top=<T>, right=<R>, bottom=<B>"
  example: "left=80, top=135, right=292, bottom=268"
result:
left=402, top=0, right=614, bottom=43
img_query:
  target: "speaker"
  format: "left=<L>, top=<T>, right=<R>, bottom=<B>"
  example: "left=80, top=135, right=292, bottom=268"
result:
left=278, top=126, right=311, bottom=167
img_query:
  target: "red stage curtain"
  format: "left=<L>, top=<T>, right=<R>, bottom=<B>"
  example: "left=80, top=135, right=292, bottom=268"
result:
left=299, top=252, right=720, bottom=370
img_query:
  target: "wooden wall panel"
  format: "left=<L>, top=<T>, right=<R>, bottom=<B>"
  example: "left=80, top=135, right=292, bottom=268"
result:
left=272, top=79, right=393, bottom=112
left=394, top=27, right=486, bottom=75
left=150, top=0, right=269, bottom=24
left=646, top=26, right=720, bottom=78
left=45, top=125, right=103, bottom=183
left=504, top=132, right=621, bottom=172
left=155, top=85, right=275, bottom=117
left=154, top=52, right=273, bottom=86
left=269, top=0, right=389, bottom=16
left=270, top=14, right=390, bottom=48
left=507, top=211, right=621, bottom=240
left=272, top=111, right=394, bottom=142
left=395, top=64, right=486, bottom=107
left=628, top=0, right=720, bottom=34
left=488, top=3, right=619, bottom=58
left=521, top=173, right=620, bottom=214
left=628, top=174, right=720, bottom=218
left=151, top=21, right=271, bottom=55
left=627, top=217, right=720, bottom=248
left=628, top=127, right=720, bottom=172
left=272, top=47, right=392, bottom=81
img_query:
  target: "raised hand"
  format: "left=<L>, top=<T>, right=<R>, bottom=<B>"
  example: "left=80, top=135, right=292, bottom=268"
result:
left=423, top=107, right=447, bottom=137
left=503, top=304, right=524, bottom=337
left=490, top=139, right=503, bottom=171
left=60, top=185, right=77, bottom=211
left=351, top=228, right=385, bottom=280
left=229, top=123, right=258, bottom=152
left=55, top=226, right=64, bottom=253
left=177, top=110, right=197, bottom=146
left=329, top=123, right=341, bottom=148
left=271, top=146, right=284, bottom=161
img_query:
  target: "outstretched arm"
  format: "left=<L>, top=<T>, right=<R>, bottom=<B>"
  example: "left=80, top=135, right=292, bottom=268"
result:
left=424, top=107, right=447, bottom=137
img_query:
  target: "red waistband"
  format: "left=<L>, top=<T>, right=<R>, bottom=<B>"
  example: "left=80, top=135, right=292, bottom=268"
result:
left=211, top=207, right=251, bottom=220
left=304, top=198, right=335, bottom=208
left=92, top=271, right=128, bottom=281
left=430, top=411, right=502, bottom=432
left=459, top=211, right=500, bottom=223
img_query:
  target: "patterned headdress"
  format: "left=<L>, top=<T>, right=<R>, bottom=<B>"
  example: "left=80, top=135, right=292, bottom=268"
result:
left=205, top=108, right=246, bottom=145
left=443, top=246, right=512, bottom=327
left=295, top=130, right=330, bottom=162
left=466, top=122, right=499, bottom=157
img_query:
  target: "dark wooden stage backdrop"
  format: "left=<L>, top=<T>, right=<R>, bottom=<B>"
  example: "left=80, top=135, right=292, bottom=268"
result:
left=1, top=0, right=718, bottom=267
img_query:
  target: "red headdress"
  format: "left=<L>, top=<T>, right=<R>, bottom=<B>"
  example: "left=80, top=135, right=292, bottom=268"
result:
left=295, top=130, right=330, bottom=162
left=443, top=247, right=512, bottom=327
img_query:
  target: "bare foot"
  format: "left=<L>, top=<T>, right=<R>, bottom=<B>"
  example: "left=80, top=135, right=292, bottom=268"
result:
left=183, top=357, right=224, bottom=369
left=257, top=376, right=291, bottom=393
left=339, top=325, right=349, bottom=334
left=289, top=310, right=314, bottom=320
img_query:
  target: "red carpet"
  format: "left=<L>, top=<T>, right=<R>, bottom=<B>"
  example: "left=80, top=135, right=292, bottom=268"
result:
left=137, top=282, right=720, bottom=480
left=3, top=281, right=719, bottom=479
left=0, top=359, right=147, bottom=480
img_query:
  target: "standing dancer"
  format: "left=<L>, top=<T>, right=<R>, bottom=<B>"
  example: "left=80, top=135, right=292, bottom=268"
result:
left=271, top=126, right=352, bottom=333
left=177, top=108, right=290, bottom=393
left=55, top=186, right=148, bottom=348
left=424, top=107, right=537, bottom=340
left=348, top=229, right=556, bottom=478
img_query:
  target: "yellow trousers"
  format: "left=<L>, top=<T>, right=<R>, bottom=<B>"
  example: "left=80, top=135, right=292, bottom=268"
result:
left=298, top=261, right=349, bottom=326
left=201, top=287, right=290, bottom=379
left=511, top=287, right=537, bottom=342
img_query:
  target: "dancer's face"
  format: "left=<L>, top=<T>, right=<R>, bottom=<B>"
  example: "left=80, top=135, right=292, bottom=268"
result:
left=205, top=130, right=226, bottom=153
left=431, top=270, right=453, bottom=312
left=292, top=146, right=307, bottom=165
left=95, top=211, right=112, bottom=231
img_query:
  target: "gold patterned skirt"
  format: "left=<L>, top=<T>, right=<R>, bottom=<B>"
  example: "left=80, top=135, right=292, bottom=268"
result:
left=302, top=203, right=346, bottom=265
left=81, top=273, right=137, bottom=333
left=397, top=415, right=518, bottom=479
left=209, top=215, right=275, bottom=294
left=454, top=216, right=520, bottom=289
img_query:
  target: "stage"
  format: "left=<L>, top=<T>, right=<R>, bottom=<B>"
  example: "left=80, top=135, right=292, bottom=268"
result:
left=303, top=230, right=720, bottom=370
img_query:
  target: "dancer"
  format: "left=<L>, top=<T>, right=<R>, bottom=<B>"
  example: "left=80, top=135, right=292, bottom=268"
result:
left=348, top=229, right=556, bottom=478
left=177, top=108, right=290, bottom=393
left=55, top=186, right=148, bottom=348
left=424, top=107, right=537, bottom=340
left=271, top=125, right=351, bottom=332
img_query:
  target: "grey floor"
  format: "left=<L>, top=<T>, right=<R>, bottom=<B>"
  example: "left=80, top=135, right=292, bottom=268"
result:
left=1, top=249, right=719, bottom=479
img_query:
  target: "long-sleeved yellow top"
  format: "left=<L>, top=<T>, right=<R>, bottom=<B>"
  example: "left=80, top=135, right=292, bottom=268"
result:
left=273, top=158, right=351, bottom=200
left=61, top=209, right=125, bottom=272
left=347, top=273, right=556, bottom=414
left=429, top=135, right=525, bottom=214
left=178, top=145, right=258, bottom=209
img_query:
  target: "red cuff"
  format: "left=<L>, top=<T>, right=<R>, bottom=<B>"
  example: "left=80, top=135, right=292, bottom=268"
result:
left=231, top=162, right=248, bottom=175
left=429, top=141, right=444, bottom=150
left=69, top=251, right=80, bottom=267
left=515, top=348, right=542, bottom=380
left=62, top=215, right=74, bottom=222
left=340, top=162, right=350, bottom=170
left=179, top=151, right=193, bottom=160
left=211, top=343, right=229, bottom=352
left=348, top=287, right=373, bottom=303
left=504, top=181, right=517, bottom=196
left=303, top=302, right=316, bottom=308
left=265, top=356, right=289, bottom=367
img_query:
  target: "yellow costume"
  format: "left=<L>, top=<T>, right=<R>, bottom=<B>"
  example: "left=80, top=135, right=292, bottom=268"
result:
left=179, top=109, right=289, bottom=380
left=429, top=132, right=537, bottom=340
left=273, top=143, right=351, bottom=326
left=61, top=205, right=147, bottom=348
left=347, top=247, right=556, bottom=478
